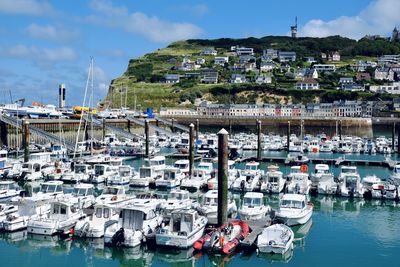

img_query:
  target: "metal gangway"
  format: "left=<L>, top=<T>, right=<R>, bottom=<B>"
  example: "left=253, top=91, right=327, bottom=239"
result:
left=0, top=115, right=76, bottom=151
left=84, top=117, right=145, bottom=140
left=126, top=115, right=175, bottom=137
left=153, top=115, right=189, bottom=132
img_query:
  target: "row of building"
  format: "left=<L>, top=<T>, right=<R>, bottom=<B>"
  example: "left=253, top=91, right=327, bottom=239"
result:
left=160, top=100, right=373, bottom=118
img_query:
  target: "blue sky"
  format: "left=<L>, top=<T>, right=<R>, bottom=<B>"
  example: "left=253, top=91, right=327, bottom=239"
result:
left=0, top=0, right=399, bottom=106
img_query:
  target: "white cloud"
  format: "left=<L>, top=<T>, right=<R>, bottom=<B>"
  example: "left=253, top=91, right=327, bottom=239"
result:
left=87, top=0, right=203, bottom=43
left=25, top=24, right=79, bottom=42
left=300, top=0, right=400, bottom=39
left=0, top=45, right=77, bottom=62
left=0, top=0, right=53, bottom=16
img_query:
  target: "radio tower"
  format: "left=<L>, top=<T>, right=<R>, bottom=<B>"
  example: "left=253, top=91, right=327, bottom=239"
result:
left=291, top=17, right=298, bottom=38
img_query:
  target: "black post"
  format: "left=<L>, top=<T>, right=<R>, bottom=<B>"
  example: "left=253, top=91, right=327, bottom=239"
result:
left=0, top=121, right=8, bottom=147
left=127, top=119, right=131, bottom=133
left=217, top=128, right=228, bottom=226
left=171, top=118, right=174, bottom=133
left=257, top=120, right=262, bottom=161
left=397, top=124, right=400, bottom=154
left=196, top=119, right=199, bottom=143
left=392, top=122, right=396, bottom=150
left=287, top=121, right=291, bottom=152
left=339, top=120, right=342, bottom=141
left=22, top=119, right=30, bottom=163
left=102, top=118, right=106, bottom=141
left=145, top=119, right=149, bottom=158
left=189, top=123, right=195, bottom=178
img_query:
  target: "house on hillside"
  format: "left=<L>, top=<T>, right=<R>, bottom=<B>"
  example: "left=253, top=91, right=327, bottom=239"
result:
left=230, top=74, right=247, bottom=83
left=214, top=56, right=229, bottom=66
left=255, top=75, right=272, bottom=84
left=374, top=68, right=395, bottom=81
left=260, top=61, right=276, bottom=72
left=278, top=51, right=297, bottom=62
left=295, top=78, right=320, bottom=90
left=201, top=70, right=218, bottom=84
left=164, top=74, right=180, bottom=84
left=356, top=72, right=371, bottom=82
left=202, top=47, right=217, bottom=56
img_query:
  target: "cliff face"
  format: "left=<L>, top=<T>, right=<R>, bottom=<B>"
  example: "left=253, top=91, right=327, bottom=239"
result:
left=107, top=36, right=400, bottom=111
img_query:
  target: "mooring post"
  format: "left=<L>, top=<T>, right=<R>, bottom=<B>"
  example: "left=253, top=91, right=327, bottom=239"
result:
left=339, top=120, right=342, bottom=141
left=257, top=120, right=262, bottom=161
left=171, top=118, right=174, bottom=133
left=397, top=124, right=400, bottom=154
left=287, top=120, right=291, bottom=152
left=102, top=118, right=106, bottom=141
left=145, top=119, right=149, bottom=158
left=127, top=119, right=131, bottom=133
left=156, top=119, right=159, bottom=128
left=22, top=119, right=30, bottom=162
left=189, top=123, right=195, bottom=178
left=0, top=121, right=8, bottom=147
left=217, top=128, right=228, bottom=226
left=392, top=122, right=396, bottom=150
left=196, top=119, right=199, bottom=143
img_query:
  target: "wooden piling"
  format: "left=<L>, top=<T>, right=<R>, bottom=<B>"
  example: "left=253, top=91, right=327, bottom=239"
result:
left=397, top=124, right=400, bottom=154
left=257, top=120, right=262, bottom=161
left=22, top=120, right=30, bottom=162
left=339, top=120, right=342, bottom=141
left=171, top=118, right=174, bottom=133
left=196, top=119, right=199, bottom=143
left=189, top=123, right=195, bottom=178
left=0, top=121, right=8, bottom=147
left=145, top=119, right=149, bottom=158
left=287, top=121, right=291, bottom=152
left=217, top=128, right=229, bottom=226
left=102, top=118, right=106, bottom=141
left=392, top=122, right=396, bottom=150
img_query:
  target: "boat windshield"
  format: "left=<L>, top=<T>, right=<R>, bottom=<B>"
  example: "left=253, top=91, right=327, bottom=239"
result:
left=74, top=188, right=92, bottom=196
left=246, top=165, right=258, bottom=171
left=95, top=166, right=105, bottom=175
left=75, top=165, right=87, bottom=174
left=345, top=176, right=358, bottom=188
left=268, top=175, right=279, bottom=183
left=164, top=171, right=176, bottom=180
left=204, top=197, right=217, bottom=206
left=281, top=199, right=304, bottom=209
left=244, top=197, right=261, bottom=207
left=103, top=187, right=119, bottom=195
left=342, top=168, right=356, bottom=174
left=119, top=167, right=131, bottom=177
left=53, top=145, right=62, bottom=151
left=174, top=163, right=188, bottom=169
left=140, top=168, right=151, bottom=178
left=171, top=192, right=186, bottom=200
left=198, top=164, right=210, bottom=171
left=0, top=183, right=12, bottom=190
left=40, top=184, right=62, bottom=193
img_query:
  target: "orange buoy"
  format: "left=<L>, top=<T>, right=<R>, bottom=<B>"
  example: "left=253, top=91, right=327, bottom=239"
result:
left=300, top=164, right=308, bottom=173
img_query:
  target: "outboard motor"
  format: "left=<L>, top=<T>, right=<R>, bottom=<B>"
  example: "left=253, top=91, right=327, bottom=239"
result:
left=111, top=228, right=125, bottom=247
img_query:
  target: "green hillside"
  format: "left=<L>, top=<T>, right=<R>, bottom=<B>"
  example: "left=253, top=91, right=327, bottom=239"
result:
left=106, top=36, right=400, bottom=111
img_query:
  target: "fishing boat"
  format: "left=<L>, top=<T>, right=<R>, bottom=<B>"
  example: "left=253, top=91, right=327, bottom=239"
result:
left=197, top=190, right=237, bottom=225
left=173, top=159, right=190, bottom=174
left=160, top=190, right=194, bottom=217
left=0, top=203, right=18, bottom=225
left=260, top=165, right=284, bottom=194
left=339, top=168, right=363, bottom=198
left=130, top=166, right=160, bottom=187
left=257, top=224, right=294, bottom=254
left=107, top=165, right=134, bottom=186
left=104, top=203, right=163, bottom=247
left=27, top=198, right=85, bottom=235
left=285, top=166, right=311, bottom=195
left=231, top=161, right=262, bottom=192
left=0, top=181, right=23, bottom=202
left=61, top=163, right=93, bottom=184
left=155, top=167, right=185, bottom=188
left=68, top=183, right=95, bottom=209
left=32, top=181, right=64, bottom=201
left=74, top=203, right=120, bottom=238
left=238, top=192, right=271, bottom=220
left=95, top=185, right=131, bottom=205
left=276, top=194, right=313, bottom=226
left=1, top=198, right=50, bottom=232
left=389, top=164, right=400, bottom=186
left=193, top=220, right=249, bottom=254
left=156, top=209, right=207, bottom=248
left=181, top=162, right=213, bottom=191
left=91, top=164, right=117, bottom=184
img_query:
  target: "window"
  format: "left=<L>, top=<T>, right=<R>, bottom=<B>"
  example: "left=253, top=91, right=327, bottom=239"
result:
left=104, top=208, right=110, bottom=219
left=60, top=205, right=67, bottom=215
left=95, top=208, right=102, bottom=218
left=53, top=204, right=59, bottom=214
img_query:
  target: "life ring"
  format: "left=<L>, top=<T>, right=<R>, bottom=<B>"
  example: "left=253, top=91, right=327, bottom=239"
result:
left=312, top=147, right=318, bottom=153
left=111, top=195, right=118, bottom=201
left=307, top=202, right=314, bottom=207
left=300, top=164, right=308, bottom=173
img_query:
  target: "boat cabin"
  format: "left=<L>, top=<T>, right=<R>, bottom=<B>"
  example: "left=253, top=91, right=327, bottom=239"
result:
left=40, top=181, right=63, bottom=194
left=74, top=164, right=92, bottom=174
left=94, top=164, right=113, bottom=176
left=102, top=186, right=125, bottom=196
left=73, top=184, right=94, bottom=197
left=243, top=192, right=263, bottom=207
left=197, top=162, right=213, bottom=173
left=280, top=194, right=307, bottom=209
left=0, top=150, right=8, bottom=169
left=340, top=166, right=357, bottom=175
left=203, top=190, right=218, bottom=206
left=120, top=205, right=157, bottom=229
left=0, top=181, right=20, bottom=191
left=118, top=166, right=133, bottom=177
left=174, top=160, right=189, bottom=172
left=145, top=156, right=166, bottom=170
left=315, top=164, right=330, bottom=174
left=29, top=152, right=51, bottom=163
left=169, top=209, right=200, bottom=235
left=169, top=190, right=190, bottom=201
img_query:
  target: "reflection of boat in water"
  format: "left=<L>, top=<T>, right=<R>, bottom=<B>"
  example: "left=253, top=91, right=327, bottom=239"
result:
left=21, top=233, right=72, bottom=254
left=101, top=246, right=154, bottom=266
left=155, top=247, right=195, bottom=265
left=0, top=229, right=28, bottom=243
left=257, top=247, right=293, bottom=263
left=292, top=218, right=313, bottom=248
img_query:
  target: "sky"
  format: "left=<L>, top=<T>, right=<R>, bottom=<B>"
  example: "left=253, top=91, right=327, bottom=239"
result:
left=0, top=0, right=399, bottom=106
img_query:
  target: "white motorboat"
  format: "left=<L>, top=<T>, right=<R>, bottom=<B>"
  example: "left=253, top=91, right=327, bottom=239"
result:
left=31, top=181, right=64, bottom=201
left=27, top=198, right=85, bottom=235
left=389, top=164, right=400, bottom=186
left=104, top=203, right=163, bottom=247
left=95, top=186, right=132, bottom=205
left=238, top=192, right=270, bottom=220
left=74, top=203, right=120, bottom=238
left=260, top=165, right=284, bottom=194
left=362, top=175, right=382, bottom=195
left=156, top=209, right=207, bottom=248
left=197, top=190, right=237, bottom=225
left=207, top=160, right=238, bottom=190
left=337, top=166, right=359, bottom=183
left=276, top=194, right=313, bottom=226
left=107, top=165, right=134, bottom=186
left=286, top=166, right=311, bottom=195
left=130, top=166, right=159, bottom=187
left=155, top=167, right=185, bottom=188
left=339, top=169, right=363, bottom=198
left=0, top=181, right=22, bottom=202
left=62, top=163, right=93, bottom=184
left=257, top=224, right=294, bottom=254
left=2, top=198, right=50, bottom=232
left=91, top=164, right=117, bottom=184
left=311, top=164, right=332, bottom=184
left=0, top=203, right=18, bottom=225
left=173, top=159, right=190, bottom=174
left=181, top=169, right=211, bottom=191
left=69, top=183, right=95, bottom=209
left=160, top=190, right=194, bottom=217
left=231, top=161, right=262, bottom=192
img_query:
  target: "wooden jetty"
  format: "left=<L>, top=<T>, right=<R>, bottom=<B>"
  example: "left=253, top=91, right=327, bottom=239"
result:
left=241, top=215, right=273, bottom=250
